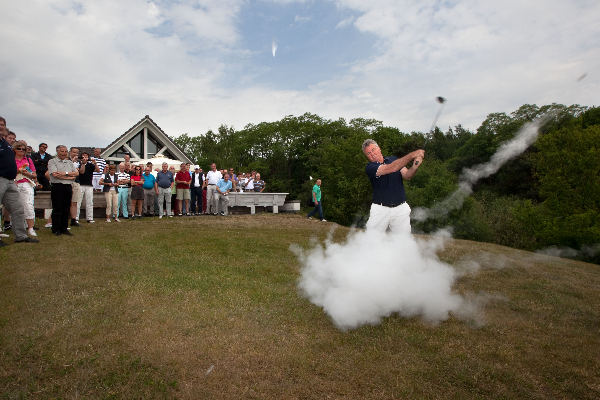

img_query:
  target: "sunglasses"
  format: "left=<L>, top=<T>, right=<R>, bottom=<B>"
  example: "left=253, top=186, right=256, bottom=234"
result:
left=14, top=147, right=25, bottom=150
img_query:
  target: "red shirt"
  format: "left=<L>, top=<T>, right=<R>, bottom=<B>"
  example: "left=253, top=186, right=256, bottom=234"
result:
left=175, top=171, right=191, bottom=189
left=131, top=175, right=142, bottom=185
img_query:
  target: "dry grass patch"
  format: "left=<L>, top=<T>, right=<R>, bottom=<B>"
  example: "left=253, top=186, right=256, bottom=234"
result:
left=1, top=214, right=599, bottom=399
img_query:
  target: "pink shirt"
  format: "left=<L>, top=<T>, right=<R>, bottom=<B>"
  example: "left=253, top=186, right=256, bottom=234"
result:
left=15, top=157, right=36, bottom=184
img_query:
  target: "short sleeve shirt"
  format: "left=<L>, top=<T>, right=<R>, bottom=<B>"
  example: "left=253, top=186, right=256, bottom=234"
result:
left=156, top=171, right=174, bottom=188
left=217, top=179, right=232, bottom=193
left=365, top=155, right=406, bottom=205
left=142, top=173, right=156, bottom=189
left=175, top=171, right=191, bottom=189
left=79, top=162, right=95, bottom=186
left=312, top=184, right=321, bottom=202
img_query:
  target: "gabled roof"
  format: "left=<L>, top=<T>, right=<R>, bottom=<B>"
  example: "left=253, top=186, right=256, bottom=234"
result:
left=101, top=115, right=193, bottom=163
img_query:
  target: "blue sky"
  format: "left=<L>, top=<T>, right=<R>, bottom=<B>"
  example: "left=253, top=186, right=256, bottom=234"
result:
left=0, top=0, right=598, bottom=151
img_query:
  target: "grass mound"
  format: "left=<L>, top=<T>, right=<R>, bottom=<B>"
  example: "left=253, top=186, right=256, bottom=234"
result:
left=1, top=214, right=599, bottom=399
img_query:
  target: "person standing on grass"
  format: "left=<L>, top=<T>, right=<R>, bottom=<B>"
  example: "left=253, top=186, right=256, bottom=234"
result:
left=190, top=167, right=204, bottom=215
left=48, top=145, right=77, bottom=236
left=362, top=139, right=424, bottom=234
left=77, top=152, right=98, bottom=223
left=91, top=148, right=106, bottom=192
left=100, top=164, right=120, bottom=222
left=117, top=162, right=131, bottom=219
left=307, top=179, right=326, bottom=222
left=13, top=140, right=38, bottom=237
left=156, top=162, right=174, bottom=218
left=175, top=163, right=191, bottom=216
left=141, top=166, right=157, bottom=216
left=130, top=166, right=144, bottom=218
left=215, top=173, right=232, bottom=216
left=69, top=147, right=81, bottom=227
left=205, top=163, right=221, bottom=215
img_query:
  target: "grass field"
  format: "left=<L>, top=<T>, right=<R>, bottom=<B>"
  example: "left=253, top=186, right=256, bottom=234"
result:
left=1, top=214, right=599, bottom=399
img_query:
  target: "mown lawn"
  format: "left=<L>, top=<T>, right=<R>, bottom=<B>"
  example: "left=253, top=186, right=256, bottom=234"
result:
left=1, top=214, right=599, bottom=399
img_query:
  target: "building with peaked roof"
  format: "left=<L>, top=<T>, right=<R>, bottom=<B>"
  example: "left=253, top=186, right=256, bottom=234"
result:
left=101, top=115, right=193, bottom=164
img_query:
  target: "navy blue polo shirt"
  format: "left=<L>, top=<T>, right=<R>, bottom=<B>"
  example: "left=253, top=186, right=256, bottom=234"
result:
left=365, top=155, right=406, bottom=205
left=0, top=138, right=17, bottom=180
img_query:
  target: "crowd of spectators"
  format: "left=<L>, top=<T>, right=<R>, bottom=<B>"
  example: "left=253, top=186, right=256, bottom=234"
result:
left=0, top=116, right=270, bottom=246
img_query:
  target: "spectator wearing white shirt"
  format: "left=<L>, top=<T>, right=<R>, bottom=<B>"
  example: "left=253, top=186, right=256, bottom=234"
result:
left=244, top=171, right=255, bottom=192
left=205, top=163, right=222, bottom=214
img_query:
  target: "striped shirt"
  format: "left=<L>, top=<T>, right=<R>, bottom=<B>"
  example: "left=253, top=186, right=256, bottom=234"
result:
left=92, top=157, right=106, bottom=178
left=117, top=171, right=131, bottom=187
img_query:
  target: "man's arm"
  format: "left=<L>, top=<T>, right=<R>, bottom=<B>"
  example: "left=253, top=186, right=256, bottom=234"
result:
left=400, top=156, right=423, bottom=180
left=376, top=150, right=425, bottom=177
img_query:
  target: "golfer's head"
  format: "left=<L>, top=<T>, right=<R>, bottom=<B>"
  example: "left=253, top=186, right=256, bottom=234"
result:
left=362, top=139, right=382, bottom=163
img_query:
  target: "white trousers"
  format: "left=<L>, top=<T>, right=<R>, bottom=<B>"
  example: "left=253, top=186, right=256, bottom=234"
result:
left=206, top=185, right=218, bottom=214
left=16, top=182, right=35, bottom=220
left=365, top=202, right=412, bottom=234
left=77, top=185, right=94, bottom=221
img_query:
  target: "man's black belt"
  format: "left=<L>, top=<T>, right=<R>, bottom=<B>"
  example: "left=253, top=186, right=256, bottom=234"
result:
left=373, top=201, right=405, bottom=208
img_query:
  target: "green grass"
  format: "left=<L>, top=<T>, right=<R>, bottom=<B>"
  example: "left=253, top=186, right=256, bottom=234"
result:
left=1, top=214, right=599, bottom=399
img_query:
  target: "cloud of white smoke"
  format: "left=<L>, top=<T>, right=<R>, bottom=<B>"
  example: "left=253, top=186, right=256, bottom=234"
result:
left=293, top=229, right=481, bottom=330
left=412, top=115, right=549, bottom=222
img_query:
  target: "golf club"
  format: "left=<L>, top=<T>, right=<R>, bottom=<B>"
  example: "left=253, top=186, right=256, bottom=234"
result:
left=415, top=96, right=446, bottom=166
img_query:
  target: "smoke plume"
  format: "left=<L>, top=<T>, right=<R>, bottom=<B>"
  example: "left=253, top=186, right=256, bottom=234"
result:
left=412, top=115, right=548, bottom=222
left=293, top=229, right=480, bottom=330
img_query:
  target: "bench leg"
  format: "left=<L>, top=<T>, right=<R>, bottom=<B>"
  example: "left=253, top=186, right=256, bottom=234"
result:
left=273, top=205, right=278, bottom=214
left=250, top=205, right=255, bottom=215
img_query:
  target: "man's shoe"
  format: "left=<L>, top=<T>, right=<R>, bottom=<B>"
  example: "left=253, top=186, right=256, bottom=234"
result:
left=159, top=215, right=163, bottom=219
left=106, top=219, right=111, bottom=223
left=220, top=211, right=225, bottom=216
left=15, top=237, right=39, bottom=243
left=168, top=215, right=173, bottom=218
left=53, top=231, right=62, bottom=236
left=71, top=219, right=80, bottom=227
left=321, top=219, right=327, bottom=222
left=62, top=231, right=73, bottom=236
left=4, top=224, right=11, bottom=231
left=28, top=228, right=37, bottom=237
left=44, top=223, right=52, bottom=228
left=115, top=218, right=121, bottom=222
left=87, top=219, right=95, bottom=223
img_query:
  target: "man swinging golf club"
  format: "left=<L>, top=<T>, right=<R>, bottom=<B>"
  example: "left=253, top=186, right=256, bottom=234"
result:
left=362, top=139, right=424, bottom=234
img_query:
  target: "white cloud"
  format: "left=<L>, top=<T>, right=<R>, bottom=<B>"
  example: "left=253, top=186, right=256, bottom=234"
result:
left=1, top=0, right=598, bottom=154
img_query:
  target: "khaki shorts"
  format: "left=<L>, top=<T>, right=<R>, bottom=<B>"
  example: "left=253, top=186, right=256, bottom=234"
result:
left=71, top=182, right=81, bottom=202
left=176, top=188, right=191, bottom=200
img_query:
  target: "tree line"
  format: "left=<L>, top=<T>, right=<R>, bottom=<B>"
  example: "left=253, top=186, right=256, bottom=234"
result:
left=173, top=104, right=600, bottom=264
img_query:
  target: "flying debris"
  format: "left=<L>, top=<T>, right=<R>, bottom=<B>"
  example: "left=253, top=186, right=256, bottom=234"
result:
left=577, top=73, right=588, bottom=82
left=436, top=96, right=446, bottom=104
left=272, top=40, right=278, bottom=57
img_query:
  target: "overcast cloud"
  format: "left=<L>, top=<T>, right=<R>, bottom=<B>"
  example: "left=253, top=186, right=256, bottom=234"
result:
left=0, top=0, right=598, bottom=151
